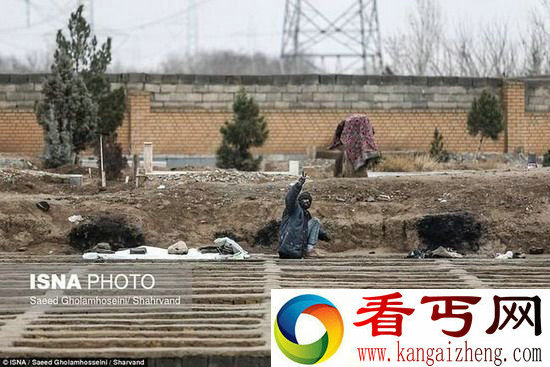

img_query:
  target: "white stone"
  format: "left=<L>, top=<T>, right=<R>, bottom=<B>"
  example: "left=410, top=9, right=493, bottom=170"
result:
left=168, top=241, right=188, bottom=255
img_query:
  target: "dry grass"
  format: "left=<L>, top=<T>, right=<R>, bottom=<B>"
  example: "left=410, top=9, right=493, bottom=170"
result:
left=375, top=154, right=508, bottom=172
left=376, top=154, right=441, bottom=172
left=450, top=160, right=505, bottom=171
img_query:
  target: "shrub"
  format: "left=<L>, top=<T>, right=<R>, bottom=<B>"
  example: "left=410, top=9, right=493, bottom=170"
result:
left=429, top=128, right=450, bottom=162
left=543, top=150, right=550, bottom=167
left=216, top=88, right=269, bottom=171
left=100, top=134, right=127, bottom=181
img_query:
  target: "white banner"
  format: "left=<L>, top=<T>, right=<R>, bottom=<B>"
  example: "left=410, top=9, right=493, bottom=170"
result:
left=271, top=289, right=549, bottom=367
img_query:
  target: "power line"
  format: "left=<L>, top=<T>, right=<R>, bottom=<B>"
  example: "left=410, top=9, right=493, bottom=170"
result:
left=116, top=0, right=213, bottom=31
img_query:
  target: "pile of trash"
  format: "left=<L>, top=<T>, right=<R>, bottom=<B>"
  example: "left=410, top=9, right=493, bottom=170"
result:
left=83, top=237, right=249, bottom=261
left=407, top=247, right=463, bottom=259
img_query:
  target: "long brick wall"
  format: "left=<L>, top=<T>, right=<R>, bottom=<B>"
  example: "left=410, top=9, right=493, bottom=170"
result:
left=1, top=74, right=549, bottom=158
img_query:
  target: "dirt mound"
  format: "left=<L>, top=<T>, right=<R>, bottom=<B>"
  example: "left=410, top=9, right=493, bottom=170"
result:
left=416, top=212, right=482, bottom=253
left=2, top=166, right=550, bottom=256
left=68, top=216, right=145, bottom=252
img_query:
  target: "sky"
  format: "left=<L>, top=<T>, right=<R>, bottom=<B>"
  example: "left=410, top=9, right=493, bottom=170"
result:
left=0, top=0, right=543, bottom=71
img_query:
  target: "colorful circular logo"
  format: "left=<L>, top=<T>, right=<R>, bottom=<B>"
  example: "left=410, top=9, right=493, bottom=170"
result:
left=274, top=294, right=344, bottom=365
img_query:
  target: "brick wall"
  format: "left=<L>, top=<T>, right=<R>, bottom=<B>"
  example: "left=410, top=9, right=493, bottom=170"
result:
left=114, top=74, right=502, bottom=111
left=1, top=74, right=550, bottom=158
left=525, top=80, right=550, bottom=113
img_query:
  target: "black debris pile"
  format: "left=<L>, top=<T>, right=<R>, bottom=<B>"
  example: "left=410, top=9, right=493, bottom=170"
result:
left=69, top=216, right=145, bottom=252
left=253, top=220, right=281, bottom=249
left=416, top=212, right=482, bottom=253
left=407, top=246, right=463, bottom=259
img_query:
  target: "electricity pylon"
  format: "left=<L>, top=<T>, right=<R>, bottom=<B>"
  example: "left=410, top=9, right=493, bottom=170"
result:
left=281, top=0, right=383, bottom=74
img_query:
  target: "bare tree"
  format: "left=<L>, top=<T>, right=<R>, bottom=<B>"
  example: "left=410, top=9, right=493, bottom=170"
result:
left=450, top=23, right=480, bottom=77
left=384, top=35, right=407, bottom=75
left=475, top=21, right=518, bottom=77
left=0, top=51, right=51, bottom=73
left=384, top=0, right=444, bottom=76
left=383, top=0, right=550, bottom=78
left=160, top=50, right=316, bottom=75
left=521, top=0, right=550, bottom=75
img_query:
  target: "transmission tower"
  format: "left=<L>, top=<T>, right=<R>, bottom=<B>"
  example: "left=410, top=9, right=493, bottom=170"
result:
left=281, top=0, right=383, bottom=74
left=185, top=0, right=199, bottom=57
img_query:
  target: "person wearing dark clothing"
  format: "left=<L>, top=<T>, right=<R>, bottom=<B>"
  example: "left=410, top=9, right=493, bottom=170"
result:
left=278, top=174, right=330, bottom=259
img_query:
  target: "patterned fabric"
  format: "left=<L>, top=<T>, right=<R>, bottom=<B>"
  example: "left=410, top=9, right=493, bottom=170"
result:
left=330, top=114, right=379, bottom=171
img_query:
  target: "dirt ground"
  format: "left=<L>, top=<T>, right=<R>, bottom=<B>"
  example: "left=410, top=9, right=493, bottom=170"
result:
left=1, top=162, right=549, bottom=257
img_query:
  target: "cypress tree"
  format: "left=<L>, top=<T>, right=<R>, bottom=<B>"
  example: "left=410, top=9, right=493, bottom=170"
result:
left=467, top=90, right=504, bottom=158
left=36, top=5, right=126, bottom=177
left=429, top=128, right=449, bottom=162
left=216, top=88, right=269, bottom=171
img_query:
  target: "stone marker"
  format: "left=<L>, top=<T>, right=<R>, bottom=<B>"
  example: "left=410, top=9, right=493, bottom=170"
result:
left=143, top=142, right=153, bottom=174
left=130, top=247, right=147, bottom=255
left=289, top=160, right=301, bottom=176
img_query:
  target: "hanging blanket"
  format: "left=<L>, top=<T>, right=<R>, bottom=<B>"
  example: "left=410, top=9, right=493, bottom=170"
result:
left=330, top=114, right=379, bottom=171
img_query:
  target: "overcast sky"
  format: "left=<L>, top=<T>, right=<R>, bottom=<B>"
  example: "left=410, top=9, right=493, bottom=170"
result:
left=0, top=0, right=543, bottom=71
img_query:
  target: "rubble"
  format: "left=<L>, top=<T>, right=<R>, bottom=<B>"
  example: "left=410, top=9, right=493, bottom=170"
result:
left=147, top=168, right=289, bottom=186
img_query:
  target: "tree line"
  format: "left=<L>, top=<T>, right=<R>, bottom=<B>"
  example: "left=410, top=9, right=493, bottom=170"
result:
left=1, top=0, right=549, bottom=77
left=385, top=0, right=550, bottom=77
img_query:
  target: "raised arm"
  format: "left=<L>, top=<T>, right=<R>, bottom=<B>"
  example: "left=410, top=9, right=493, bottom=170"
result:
left=285, top=174, right=306, bottom=213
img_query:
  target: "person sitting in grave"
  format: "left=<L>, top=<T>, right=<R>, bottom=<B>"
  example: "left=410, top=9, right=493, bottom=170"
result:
left=278, top=172, right=331, bottom=259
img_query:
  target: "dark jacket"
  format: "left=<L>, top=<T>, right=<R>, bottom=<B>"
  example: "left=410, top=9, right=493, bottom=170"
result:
left=278, top=182, right=309, bottom=259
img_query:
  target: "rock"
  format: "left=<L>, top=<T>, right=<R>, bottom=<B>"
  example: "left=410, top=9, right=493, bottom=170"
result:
left=495, top=251, right=514, bottom=260
left=95, top=242, right=111, bottom=251
left=529, top=246, right=544, bottom=255
left=91, top=242, right=114, bottom=253
left=68, top=215, right=84, bottom=223
left=168, top=241, right=188, bottom=255
left=36, top=201, right=50, bottom=212
left=130, top=247, right=147, bottom=254
left=17, top=247, right=27, bottom=252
